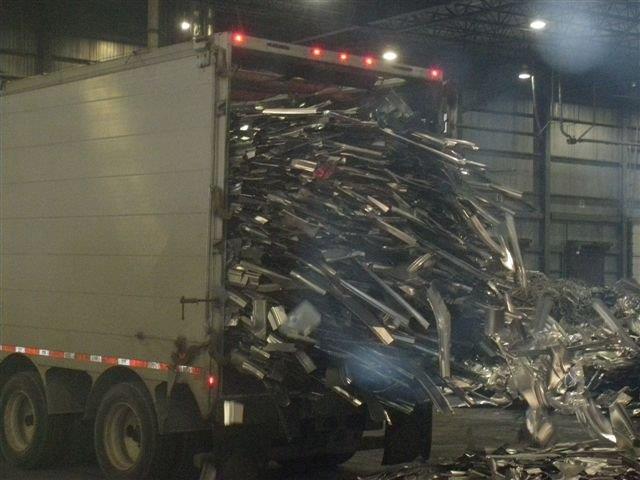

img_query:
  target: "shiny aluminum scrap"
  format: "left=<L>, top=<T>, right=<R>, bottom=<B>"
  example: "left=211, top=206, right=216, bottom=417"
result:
left=225, top=89, right=640, bottom=446
left=361, top=442, right=640, bottom=480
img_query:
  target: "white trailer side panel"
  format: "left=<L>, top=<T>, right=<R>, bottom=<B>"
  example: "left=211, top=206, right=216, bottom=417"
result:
left=0, top=45, right=215, bottom=364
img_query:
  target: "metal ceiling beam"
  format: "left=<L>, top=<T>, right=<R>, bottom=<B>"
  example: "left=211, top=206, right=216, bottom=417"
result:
left=293, top=0, right=462, bottom=44
left=294, top=0, right=639, bottom=62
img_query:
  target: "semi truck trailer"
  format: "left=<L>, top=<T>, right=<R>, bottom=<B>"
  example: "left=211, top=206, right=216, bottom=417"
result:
left=0, top=33, right=442, bottom=479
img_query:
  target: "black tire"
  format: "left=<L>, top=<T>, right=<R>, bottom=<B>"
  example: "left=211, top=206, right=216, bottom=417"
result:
left=0, top=371, right=71, bottom=468
left=94, top=382, right=173, bottom=480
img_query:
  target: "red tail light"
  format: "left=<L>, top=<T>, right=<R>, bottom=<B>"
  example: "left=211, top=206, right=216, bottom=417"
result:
left=232, top=32, right=245, bottom=44
left=364, top=56, right=375, bottom=66
left=339, top=52, right=349, bottom=62
left=428, top=68, right=443, bottom=81
left=311, top=47, right=323, bottom=57
left=207, top=375, right=217, bottom=388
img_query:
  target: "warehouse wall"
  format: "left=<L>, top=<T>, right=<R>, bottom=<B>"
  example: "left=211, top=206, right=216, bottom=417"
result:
left=1, top=23, right=139, bottom=80
left=0, top=26, right=38, bottom=78
left=459, top=86, right=640, bottom=284
left=458, top=93, right=541, bottom=271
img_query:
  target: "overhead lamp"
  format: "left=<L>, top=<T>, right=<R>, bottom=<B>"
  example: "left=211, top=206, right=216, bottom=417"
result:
left=382, top=50, right=398, bottom=62
left=518, top=65, right=532, bottom=80
left=180, top=20, right=191, bottom=31
left=529, top=19, right=547, bottom=30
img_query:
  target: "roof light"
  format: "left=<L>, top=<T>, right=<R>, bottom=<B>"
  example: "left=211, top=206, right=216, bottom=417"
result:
left=382, top=50, right=398, bottom=62
left=311, top=47, right=323, bottom=57
left=338, top=52, right=349, bottom=62
left=180, top=21, right=191, bottom=31
left=427, top=68, right=443, bottom=81
left=232, top=32, right=245, bottom=43
left=530, top=19, right=547, bottom=30
left=518, top=65, right=532, bottom=80
left=364, top=56, right=375, bottom=66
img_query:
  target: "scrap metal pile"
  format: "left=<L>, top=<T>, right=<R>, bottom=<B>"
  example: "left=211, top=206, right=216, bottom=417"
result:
left=363, top=442, right=640, bottom=480
left=223, top=84, right=640, bottom=450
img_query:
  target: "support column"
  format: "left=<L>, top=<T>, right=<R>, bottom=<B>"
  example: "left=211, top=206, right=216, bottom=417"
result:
left=148, top=0, right=161, bottom=48
left=620, top=108, right=630, bottom=278
left=532, top=71, right=553, bottom=274
left=35, top=1, right=53, bottom=74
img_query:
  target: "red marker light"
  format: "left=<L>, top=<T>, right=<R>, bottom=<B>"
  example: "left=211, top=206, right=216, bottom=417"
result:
left=339, top=52, right=349, bottom=62
left=311, top=47, right=323, bottom=57
left=232, top=33, right=245, bottom=44
left=364, top=56, right=374, bottom=66
left=207, top=375, right=217, bottom=388
left=427, top=68, right=443, bottom=81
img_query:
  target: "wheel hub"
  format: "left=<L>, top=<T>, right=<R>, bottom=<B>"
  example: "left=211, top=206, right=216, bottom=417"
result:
left=103, top=402, right=143, bottom=471
left=3, top=391, right=37, bottom=454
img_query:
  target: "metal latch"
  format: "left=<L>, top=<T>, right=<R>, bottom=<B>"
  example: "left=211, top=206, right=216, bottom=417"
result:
left=180, top=296, right=213, bottom=320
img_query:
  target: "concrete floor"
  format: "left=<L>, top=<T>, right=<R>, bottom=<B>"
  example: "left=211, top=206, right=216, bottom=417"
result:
left=1, top=408, right=591, bottom=479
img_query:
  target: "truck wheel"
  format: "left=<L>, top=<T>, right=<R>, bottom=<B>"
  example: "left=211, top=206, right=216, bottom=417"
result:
left=0, top=371, right=70, bottom=468
left=94, top=382, right=171, bottom=479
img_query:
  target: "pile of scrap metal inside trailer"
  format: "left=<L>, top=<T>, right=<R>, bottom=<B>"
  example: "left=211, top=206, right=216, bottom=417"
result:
left=223, top=86, right=640, bottom=450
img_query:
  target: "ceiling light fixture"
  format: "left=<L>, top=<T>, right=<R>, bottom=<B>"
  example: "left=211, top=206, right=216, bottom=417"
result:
left=530, top=19, right=547, bottom=30
left=382, top=50, right=398, bottom=62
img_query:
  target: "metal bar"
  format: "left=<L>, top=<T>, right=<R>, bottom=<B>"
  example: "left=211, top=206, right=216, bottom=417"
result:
left=534, top=71, right=553, bottom=274
left=234, top=35, right=436, bottom=81
left=147, top=0, right=161, bottom=49
left=620, top=107, right=630, bottom=278
left=208, top=33, right=232, bottom=410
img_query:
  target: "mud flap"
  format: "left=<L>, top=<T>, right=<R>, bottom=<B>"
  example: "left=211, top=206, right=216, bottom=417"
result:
left=382, top=402, right=432, bottom=465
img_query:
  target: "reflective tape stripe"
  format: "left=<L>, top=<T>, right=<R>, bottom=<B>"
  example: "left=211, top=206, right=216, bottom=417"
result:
left=0, top=344, right=202, bottom=376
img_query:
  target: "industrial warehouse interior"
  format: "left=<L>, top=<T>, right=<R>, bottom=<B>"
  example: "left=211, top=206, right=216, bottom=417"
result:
left=2, top=1, right=640, bottom=479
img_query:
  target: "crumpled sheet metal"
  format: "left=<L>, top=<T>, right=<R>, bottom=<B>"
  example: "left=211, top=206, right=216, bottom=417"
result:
left=225, top=85, right=640, bottom=451
left=360, top=443, right=640, bottom=480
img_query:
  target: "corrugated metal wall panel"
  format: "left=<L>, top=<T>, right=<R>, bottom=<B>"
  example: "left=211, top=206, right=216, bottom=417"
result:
left=633, top=222, right=640, bottom=279
left=566, top=223, right=618, bottom=249
left=0, top=53, right=36, bottom=77
left=459, top=95, right=541, bottom=271
left=550, top=123, right=620, bottom=161
left=461, top=129, right=533, bottom=153
left=469, top=153, right=533, bottom=193
left=461, top=110, right=532, bottom=133
left=557, top=103, right=618, bottom=126
left=0, top=27, right=37, bottom=53
left=550, top=163, right=619, bottom=198
left=552, top=201, right=618, bottom=217
left=53, top=37, right=138, bottom=63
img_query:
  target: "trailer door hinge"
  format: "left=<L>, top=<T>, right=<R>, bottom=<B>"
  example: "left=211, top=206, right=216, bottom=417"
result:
left=193, top=40, right=211, bottom=68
